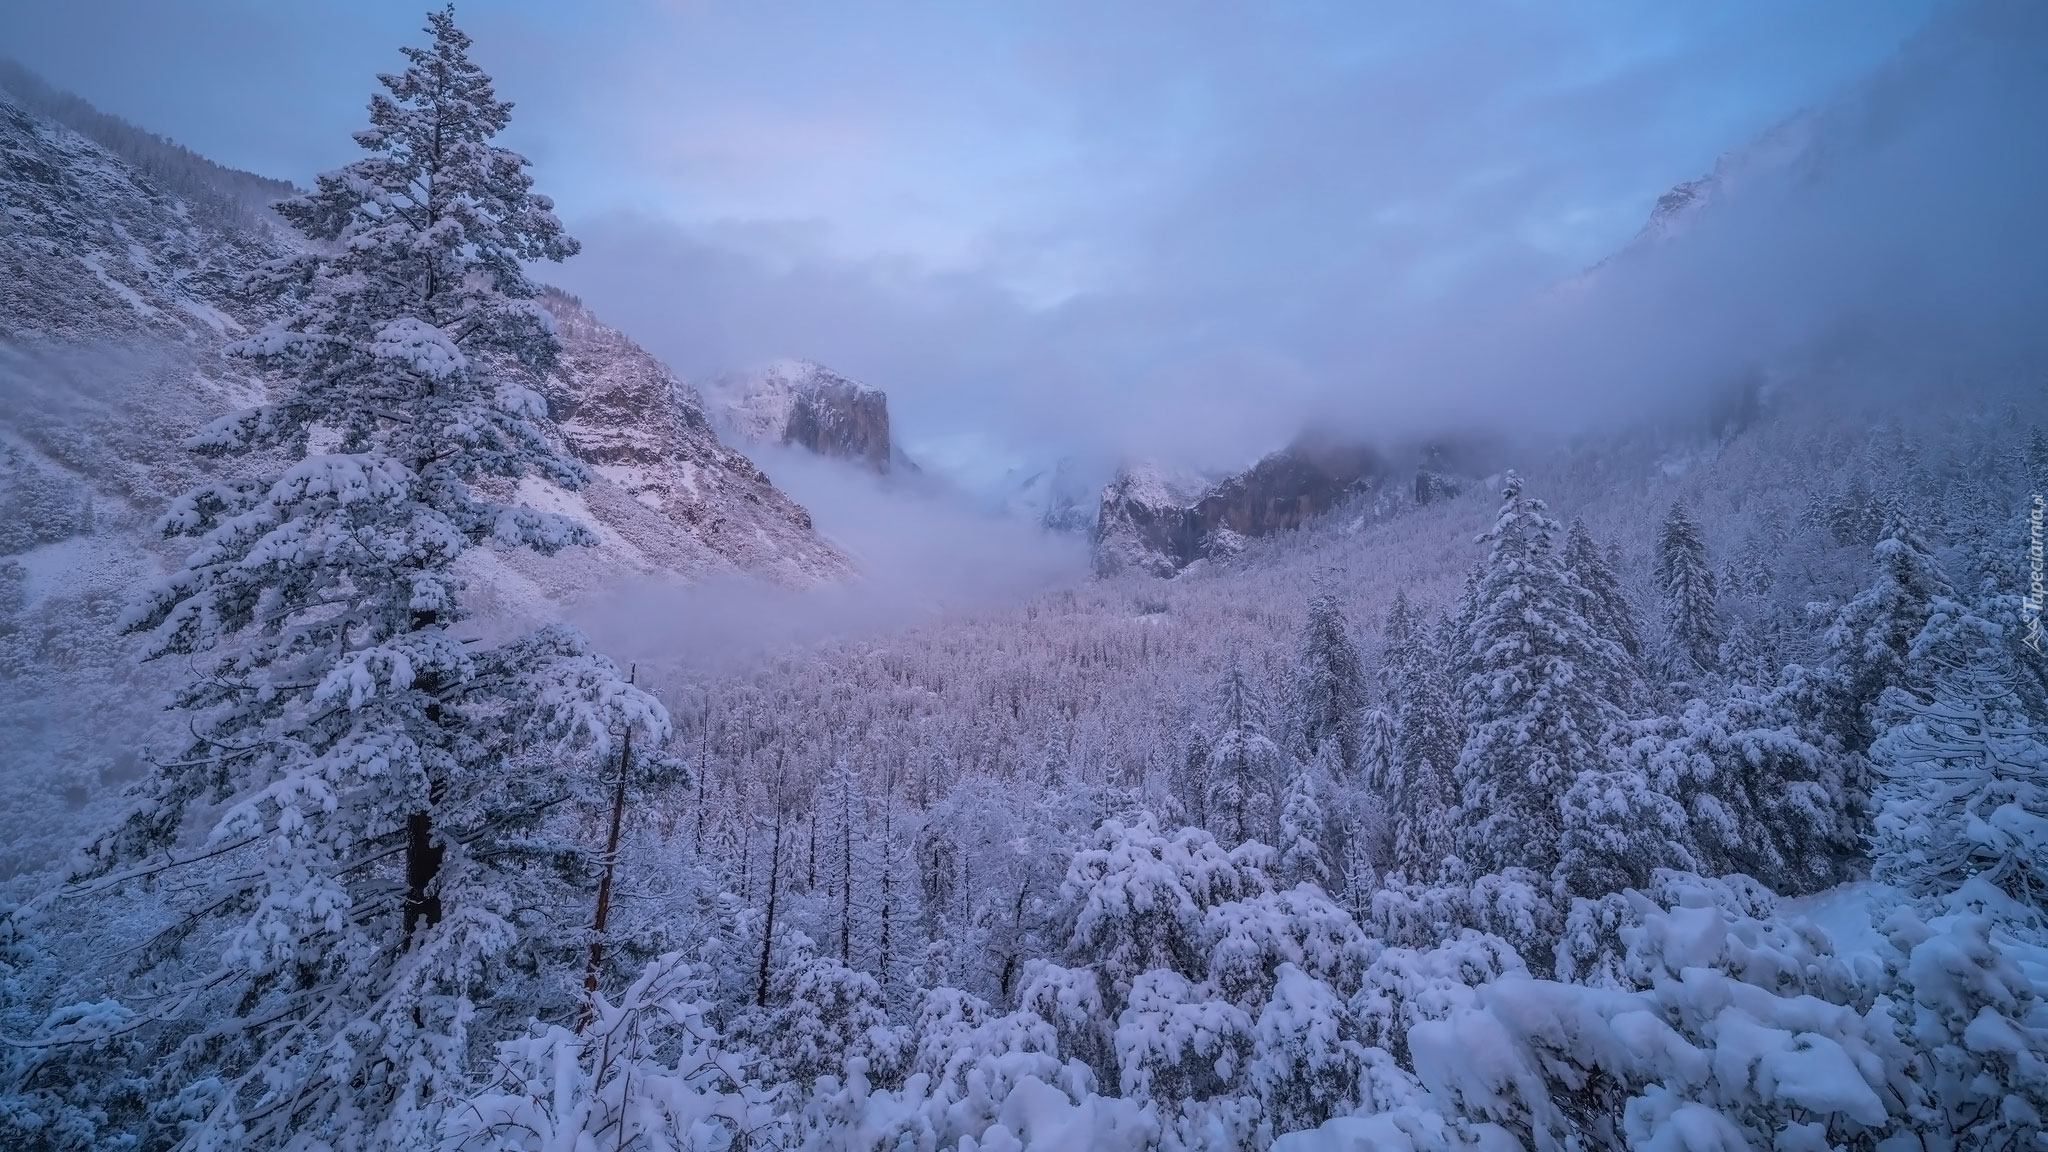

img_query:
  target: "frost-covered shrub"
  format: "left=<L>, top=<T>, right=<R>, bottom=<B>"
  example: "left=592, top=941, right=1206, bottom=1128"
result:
left=1061, top=814, right=1268, bottom=1012
left=1880, top=878, right=2048, bottom=1149
left=1017, top=961, right=1113, bottom=1081
left=1410, top=873, right=1908, bottom=1151
left=1247, top=964, right=1368, bottom=1136
left=443, top=953, right=769, bottom=1152
left=1553, top=870, right=1849, bottom=996
left=1365, top=867, right=1560, bottom=958
left=906, top=987, right=1064, bottom=1101
left=746, top=953, right=904, bottom=1090
left=1207, top=884, right=1375, bottom=1012
left=799, top=1058, right=1153, bottom=1152
left=1113, top=969, right=1253, bottom=1105
left=1350, top=930, right=1525, bottom=1065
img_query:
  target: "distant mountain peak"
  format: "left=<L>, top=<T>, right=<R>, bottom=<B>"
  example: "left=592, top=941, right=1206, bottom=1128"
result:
left=707, top=360, right=906, bottom=474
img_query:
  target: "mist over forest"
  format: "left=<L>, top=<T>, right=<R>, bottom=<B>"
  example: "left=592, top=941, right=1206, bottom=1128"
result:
left=2, top=3, right=2046, bottom=1151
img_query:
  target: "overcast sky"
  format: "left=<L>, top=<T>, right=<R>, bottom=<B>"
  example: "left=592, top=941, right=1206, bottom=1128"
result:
left=2, top=0, right=1967, bottom=474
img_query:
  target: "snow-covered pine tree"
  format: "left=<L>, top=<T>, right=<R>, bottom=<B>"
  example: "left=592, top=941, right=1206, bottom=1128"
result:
left=1380, top=600, right=1460, bottom=879
left=1869, top=603, right=2048, bottom=1148
left=1450, top=472, right=1628, bottom=879
left=1959, top=500, right=2048, bottom=725
left=1205, top=662, right=1284, bottom=848
left=1356, top=706, right=1396, bottom=803
left=818, top=752, right=867, bottom=968
left=1553, top=758, right=1690, bottom=896
left=52, top=12, right=665, bottom=1148
left=1654, top=500, right=1722, bottom=678
left=1827, top=509, right=1958, bottom=751
left=1565, top=517, right=1643, bottom=699
left=1291, top=589, right=1364, bottom=772
left=1376, top=589, right=1424, bottom=701
left=1623, top=692, right=1853, bottom=892
left=1278, top=751, right=1332, bottom=887
left=1871, top=602, right=2048, bottom=907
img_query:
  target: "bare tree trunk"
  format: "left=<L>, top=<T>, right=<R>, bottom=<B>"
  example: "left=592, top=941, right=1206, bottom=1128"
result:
left=578, top=668, right=636, bottom=1031
left=403, top=608, right=444, bottom=944
left=403, top=811, right=443, bottom=940
left=839, top=774, right=854, bottom=966
left=878, top=761, right=895, bottom=990
left=756, top=750, right=788, bottom=1009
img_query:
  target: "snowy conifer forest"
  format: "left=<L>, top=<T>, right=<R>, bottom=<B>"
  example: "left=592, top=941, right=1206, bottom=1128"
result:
left=4, top=4, right=2048, bottom=1151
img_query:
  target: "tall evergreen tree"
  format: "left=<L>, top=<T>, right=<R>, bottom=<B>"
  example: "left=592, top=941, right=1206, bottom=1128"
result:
left=1827, top=510, right=1958, bottom=751
left=1450, top=472, right=1627, bottom=878
left=1871, top=603, right=2048, bottom=907
left=1277, top=754, right=1332, bottom=887
left=1204, top=662, right=1282, bottom=848
left=1291, top=589, right=1365, bottom=772
left=1655, top=501, right=1722, bottom=678
left=1382, top=612, right=1459, bottom=878
left=1377, top=589, right=1425, bottom=701
left=48, top=13, right=664, bottom=1148
left=1565, top=518, right=1644, bottom=701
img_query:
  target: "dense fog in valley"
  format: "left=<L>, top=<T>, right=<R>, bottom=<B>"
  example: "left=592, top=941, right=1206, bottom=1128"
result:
left=1, top=3, right=2045, bottom=1151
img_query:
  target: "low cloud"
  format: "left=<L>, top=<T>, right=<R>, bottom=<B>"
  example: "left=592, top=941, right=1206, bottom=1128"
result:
left=555, top=1, right=2047, bottom=477
left=567, top=446, right=1089, bottom=681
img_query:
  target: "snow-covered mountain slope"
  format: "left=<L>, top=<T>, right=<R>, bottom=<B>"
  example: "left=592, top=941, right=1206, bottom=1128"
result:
left=1090, top=460, right=1223, bottom=578
left=522, top=294, right=850, bottom=589
left=0, top=74, right=848, bottom=596
left=1586, top=0, right=2047, bottom=279
left=705, top=358, right=912, bottom=475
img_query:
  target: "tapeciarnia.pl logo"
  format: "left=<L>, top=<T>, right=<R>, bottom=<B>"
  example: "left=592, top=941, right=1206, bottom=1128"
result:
left=2026, top=493, right=2044, bottom=655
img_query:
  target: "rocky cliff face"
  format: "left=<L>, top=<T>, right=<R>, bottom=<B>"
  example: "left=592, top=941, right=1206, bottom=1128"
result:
left=1091, top=441, right=1392, bottom=577
left=709, top=360, right=902, bottom=474
left=535, top=295, right=849, bottom=587
left=1091, top=463, right=1214, bottom=578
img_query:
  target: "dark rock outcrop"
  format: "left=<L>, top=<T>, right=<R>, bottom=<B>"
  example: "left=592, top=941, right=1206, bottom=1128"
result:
left=1092, top=440, right=1390, bottom=577
left=710, top=360, right=903, bottom=474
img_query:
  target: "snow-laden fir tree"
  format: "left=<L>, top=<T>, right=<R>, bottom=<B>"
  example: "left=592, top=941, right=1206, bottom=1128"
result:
left=1654, top=500, right=1721, bottom=678
left=1564, top=518, right=1643, bottom=699
left=1450, top=472, right=1628, bottom=880
left=1871, top=602, right=2048, bottom=907
left=1204, top=662, right=1284, bottom=848
left=1869, top=603, right=2048, bottom=1148
left=1376, top=589, right=1425, bottom=702
left=1277, top=748, right=1333, bottom=887
left=1290, top=589, right=1364, bottom=772
left=1958, top=499, right=2048, bottom=724
left=1378, top=598, right=1460, bottom=878
left=42, top=11, right=665, bottom=1148
left=1827, top=509, right=1958, bottom=751
left=1622, top=691, right=1853, bottom=891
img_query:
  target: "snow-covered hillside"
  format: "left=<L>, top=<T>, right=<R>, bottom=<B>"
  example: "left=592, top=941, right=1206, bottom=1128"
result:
left=0, top=78, right=848, bottom=595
